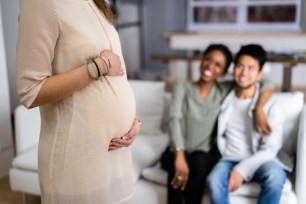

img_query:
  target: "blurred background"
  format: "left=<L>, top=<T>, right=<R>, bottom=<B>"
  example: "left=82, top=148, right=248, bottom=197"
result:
left=1, top=0, right=306, bottom=202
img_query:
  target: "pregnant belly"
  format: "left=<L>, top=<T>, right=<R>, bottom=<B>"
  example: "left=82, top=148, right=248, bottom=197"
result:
left=83, top=79, right=136, bottom=138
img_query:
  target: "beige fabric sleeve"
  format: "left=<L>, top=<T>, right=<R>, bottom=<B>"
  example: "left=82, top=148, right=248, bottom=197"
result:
left=16, top=0, right=59, bottom=108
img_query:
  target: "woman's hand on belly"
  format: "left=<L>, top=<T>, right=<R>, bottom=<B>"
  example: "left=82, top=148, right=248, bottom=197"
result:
left=108, top=118, right=141, bottom=151
left=100, top=50, right=124, bottom=77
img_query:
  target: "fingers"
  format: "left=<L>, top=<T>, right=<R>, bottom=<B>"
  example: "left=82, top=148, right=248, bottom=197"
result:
left=262, top=123, right=272, bottom=135
left=171, top=177, right=180, bottom=189
left=121, top=133, right=133, bottom=141
left=108, top=135, right=136, bottom=150
left=260, top=123, right=272, bottom=136
left=100, top=50, right=123, bottom=77
left=108, top=141, right=126, bottom=151
left=228, top=171, right=243, bottom=192
left=121, top=127, right=137, bottom=140
left=108, top=121, right=140, bottom=151
left=108, top=140, right=121, bottom=151
left=228, top=176, right=238, bottom=192
left=256, top=121, right=272, bottom=139
left=123, top=128, right=136, bottom=140
left=111, top=138, right=131, bottom=147
left=256, top=125, right=263, bottom=138
left=108, top=145, right=121, bottom=151
left=254, top=109, right=272, bottom=137
left=117, top=69, right=125, bottom=76
left=228, top=176, right=234, bottom=192
left=228, top=183, right=233, bottom=192
left=108, top=64, right=124, bottom=77
left=121, top=121, right=140, bottom=140
left=171, top=175, right=181, bottom=189
left=171, top=173, right=189, bottom=190
left=256, top=124, right=265, bottom=138
left=256, top=124, right=272, bottom=142
left=181, top=174, right=188, bottom=190
left=229, top=173, right=236, bottom=192
left=232, top=180, right=240, bottom=192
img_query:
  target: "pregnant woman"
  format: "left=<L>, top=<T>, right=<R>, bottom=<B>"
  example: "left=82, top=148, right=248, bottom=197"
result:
left=16, top=1, right=140, bottom=203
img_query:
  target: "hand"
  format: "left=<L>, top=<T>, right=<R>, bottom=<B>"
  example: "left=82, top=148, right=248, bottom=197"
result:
left=171, top=151, right=189, bottom=191
left=108, top=119, right=141, bottom=151
left=100, top=49, right=124, bottom=76
left=254, top=106, right=272, bottom=139
left=228, top=170, right=244, bottom=192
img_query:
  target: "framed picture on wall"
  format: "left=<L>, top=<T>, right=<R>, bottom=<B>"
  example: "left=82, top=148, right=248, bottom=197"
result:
left=187, top=0, right=302, bottom=32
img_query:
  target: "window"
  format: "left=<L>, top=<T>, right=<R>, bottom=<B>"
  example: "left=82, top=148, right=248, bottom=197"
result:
left=187, top=0, right=302, bottom=32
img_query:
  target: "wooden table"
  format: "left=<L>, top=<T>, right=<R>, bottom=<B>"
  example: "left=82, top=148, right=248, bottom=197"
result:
left=152, top=54, right=306, bottom=92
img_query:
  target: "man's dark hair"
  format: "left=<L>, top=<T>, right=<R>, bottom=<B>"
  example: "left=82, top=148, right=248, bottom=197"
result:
left=234, top=44, right=267, bottom=71
left=202, top=44, right=233, bottom=75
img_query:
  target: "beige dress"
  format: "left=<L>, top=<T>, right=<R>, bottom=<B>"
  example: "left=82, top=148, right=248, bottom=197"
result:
left=16, top=0, right=135, bottom=203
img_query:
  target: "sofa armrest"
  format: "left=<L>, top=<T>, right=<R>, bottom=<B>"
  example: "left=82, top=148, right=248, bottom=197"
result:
left=295, top=104, right=306, bottom=204
left=14, top=105, right=40, bottom=155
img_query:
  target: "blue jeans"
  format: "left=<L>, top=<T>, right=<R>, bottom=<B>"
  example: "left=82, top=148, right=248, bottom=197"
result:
left=207, top=160, right=286, bottom=204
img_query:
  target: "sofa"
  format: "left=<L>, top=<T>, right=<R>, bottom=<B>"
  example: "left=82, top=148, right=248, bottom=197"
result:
left=9, top=80, right=306, bottom=204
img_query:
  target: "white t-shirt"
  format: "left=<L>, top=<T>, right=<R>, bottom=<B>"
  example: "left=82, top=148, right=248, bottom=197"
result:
left=222, top=96, right=253, bottom=161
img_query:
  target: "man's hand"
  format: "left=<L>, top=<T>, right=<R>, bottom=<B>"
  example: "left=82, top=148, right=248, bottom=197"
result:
left=228, top=170, right=244, bottom=192
left=254, top=87, right=273, bottom=138
left=254, top=106, right=272, bottom=139
left=171, top=150, right=189, bottom=191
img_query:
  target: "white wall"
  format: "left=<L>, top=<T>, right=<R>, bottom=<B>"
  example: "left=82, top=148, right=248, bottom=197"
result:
left=116, top=0, right=141, bottom=75
left=1, top=0, right=19, bottom=112
left=0, top=0, right=14, bottom=179
left=142, top=0, right=185, bottom=73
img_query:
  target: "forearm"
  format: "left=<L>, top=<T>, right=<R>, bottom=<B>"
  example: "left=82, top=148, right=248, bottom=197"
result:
left=30, top=58, right=106, bottom=108
left=235, top=127, right=282, bottom=181
left=257, top=78, right=274, bottom=108
left=169, top=119, right=185, bottom=150
left=255, top=89, right=273, bottom=109
left=30, top=64, right=89, bottom=108
left=234, top=150, right=275, bottom=181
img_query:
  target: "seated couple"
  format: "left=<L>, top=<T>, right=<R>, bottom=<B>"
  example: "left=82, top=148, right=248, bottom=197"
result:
left=161, top=44, right=293, bottom=204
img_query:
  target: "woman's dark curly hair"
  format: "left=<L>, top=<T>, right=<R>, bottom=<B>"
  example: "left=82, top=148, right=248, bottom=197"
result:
left=202, top=44, right=233, bottom=75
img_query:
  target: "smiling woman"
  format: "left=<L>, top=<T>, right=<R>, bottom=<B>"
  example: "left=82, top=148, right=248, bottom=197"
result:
left=160, top=44, right=234, bottom=204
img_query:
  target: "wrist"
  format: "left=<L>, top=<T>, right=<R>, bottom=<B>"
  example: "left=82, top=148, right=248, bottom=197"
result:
left=255, top=104, right=263, bottom=110
left=94, top=57, right=106, bottom=75
left=175, top=149, right=185, bottom=158
left=86, top=58, right=99, bottom=81
left=99, top=55, right=110, bottom=76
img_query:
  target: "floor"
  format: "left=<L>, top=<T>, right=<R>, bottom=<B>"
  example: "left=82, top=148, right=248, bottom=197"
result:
left=0, top=177, right=40, bottom=204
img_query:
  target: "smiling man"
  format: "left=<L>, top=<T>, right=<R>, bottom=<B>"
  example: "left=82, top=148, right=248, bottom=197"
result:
left=207, top=44, right=293, bottom=204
